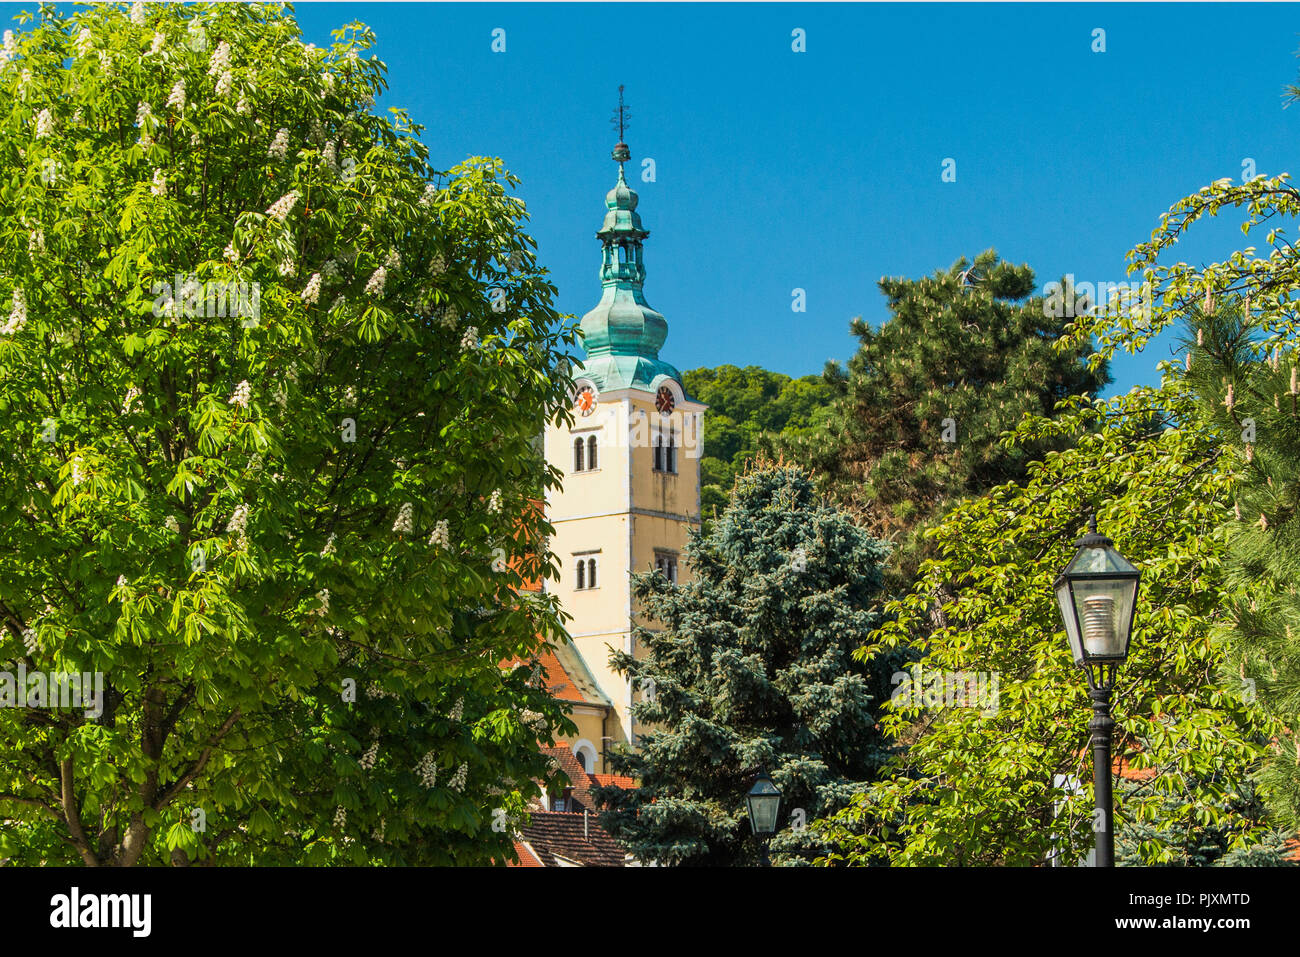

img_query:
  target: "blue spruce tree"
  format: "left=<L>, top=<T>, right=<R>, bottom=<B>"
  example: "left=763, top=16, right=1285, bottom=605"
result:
left=595, top=462, right=897, bottom=865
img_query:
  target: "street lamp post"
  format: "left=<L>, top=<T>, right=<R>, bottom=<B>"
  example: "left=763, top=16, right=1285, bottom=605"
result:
left=745, top=770, right=782, bottom=867
left=1053, top=515, right=1141, bottom=868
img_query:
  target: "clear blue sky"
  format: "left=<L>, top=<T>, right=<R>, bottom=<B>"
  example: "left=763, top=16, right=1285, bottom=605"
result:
left=25, top=2, right=1300, bottom=395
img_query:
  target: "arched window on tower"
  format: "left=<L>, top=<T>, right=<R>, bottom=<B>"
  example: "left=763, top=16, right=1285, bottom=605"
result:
left=573, top=437, right=584, bottom=472
left=587, top=435, right=598, bottom=470
left=576, top=558, right=585, bottom=590
left=586, top=558, right=597, bottom=589
left=653, top=431, right=664, bottom=472
left=666, top=429, right=677, bottom=474
left=617, top=245, right=628, bottom=264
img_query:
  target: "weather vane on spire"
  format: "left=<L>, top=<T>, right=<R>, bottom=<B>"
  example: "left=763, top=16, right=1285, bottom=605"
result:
left=611, top=85, right=631, bottom=164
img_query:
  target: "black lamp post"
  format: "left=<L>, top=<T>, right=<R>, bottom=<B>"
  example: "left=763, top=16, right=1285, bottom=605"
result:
left=1053, top=515, right=1140, bottom=867
left=745, top=770, right=782, bottom=867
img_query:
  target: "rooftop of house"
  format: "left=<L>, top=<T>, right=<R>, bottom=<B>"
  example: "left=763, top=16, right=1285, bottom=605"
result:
left=511, top=810, right=630, bottom=867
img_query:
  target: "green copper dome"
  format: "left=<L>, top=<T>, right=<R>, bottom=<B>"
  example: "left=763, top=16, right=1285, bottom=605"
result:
left=576, top=142, right=686, bottom=395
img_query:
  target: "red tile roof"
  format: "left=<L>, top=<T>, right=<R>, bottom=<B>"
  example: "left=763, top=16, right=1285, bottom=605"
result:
left=513, top=811, right=628, bottom=867
left=541, top=746, right=596, bottom=810
left=591, top=773, right=638, bottom=790
left=510, top=840, right=543, bottom=867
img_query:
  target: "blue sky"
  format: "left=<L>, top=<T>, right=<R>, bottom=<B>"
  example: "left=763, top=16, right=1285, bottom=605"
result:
left=26, top=2, right=1300, bottom=394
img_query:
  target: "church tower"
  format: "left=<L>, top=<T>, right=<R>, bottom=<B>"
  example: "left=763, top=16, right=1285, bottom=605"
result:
left=543, top=105, right=705, bottom=771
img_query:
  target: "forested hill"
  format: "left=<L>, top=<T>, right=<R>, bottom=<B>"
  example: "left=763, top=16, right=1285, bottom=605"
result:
left=683, top=364, right=835, bottom=520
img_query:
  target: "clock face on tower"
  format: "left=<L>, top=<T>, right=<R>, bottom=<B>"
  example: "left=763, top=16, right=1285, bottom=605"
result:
left=575, top=386, right=597, bottom=417
left=655, top=386, right=675, bottom=416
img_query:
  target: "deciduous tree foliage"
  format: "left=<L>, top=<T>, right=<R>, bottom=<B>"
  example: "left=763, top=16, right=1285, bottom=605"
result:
left=1061, top=125, right=1300, bottom=835
left=816, top=385, right=1282, bottom=866
left=595, top=463, right=897, bottom=865
left=792, top=249, right=1109, bottom=590
left=0, top=3, right=577, bottom=865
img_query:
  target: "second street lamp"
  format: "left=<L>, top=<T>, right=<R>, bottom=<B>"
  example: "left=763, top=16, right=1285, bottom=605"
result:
left=746, top=770, right=782, bottom=867
left=1053, top=514, right=1141, bottom=867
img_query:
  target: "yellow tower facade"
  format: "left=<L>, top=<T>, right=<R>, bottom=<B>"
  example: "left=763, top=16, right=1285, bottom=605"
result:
left=543, top=132, right=705, bottom=768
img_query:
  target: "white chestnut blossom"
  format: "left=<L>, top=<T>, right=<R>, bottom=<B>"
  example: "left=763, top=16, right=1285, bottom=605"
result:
left=34, top=108, right=53, bottom=138
left=265, top=190, right=298, bottom=222
left=428, top=519, right=449, bottom=549
left=321, top=140, right=337, bottom=173
left=430, top=252, right=446, bottom=276
left=223, top=242, right=238, bottom=263
left=419, top=183, right=437, bottom=208
left=2, top=287, right=27, bottom=335
left=384, top=249, right=401, bottom=271
left=333, top=806, right=346, bottom=829
left=415, top=751, right=438, bottom=789
left=277, top=256, right=295, bottom=278
left=268, top=127, right=289, bottom=161
left=135, top=100, right=153, bottom=127
left=392, top=502, right=413, bottom=535
left=225, top=503, right=249, bottom=537
left=97, top=50, right=112, bottom=75
left=358, top=740, right=377, bottom=771
left=208, top=40, right=230, bottom=76
left=0, top=30, right=17, bottom=68
left=70, top=456, right=86, bottom=486
left=165, top=515, right=180, bottom=534
left=130, top=2, right=145, bottom=26
left=301, top=273, right=321, bottom=306
left=322, top=258, right=341, bottom=279
left=150, top=168, right=167, bottom=197
left=27, top=229, right=44, bottom=254
left=215, top=70, right=232, bottom=98
left=316, top=588, right=330, bottom=616
left=487, top=489, right=501, bottom=513
left=73, top=28, right=93, bottom=58
left=228, top=379, right=251, bottom=409
left=22, top=628, right=38, bottom=655
left=449, top=763, right=468, bottom=792
left=236, top=96, right=249, bottom=115
left=148, top=32, right=165, bottom=57
left=449, top=697, right=464, bottom=721
left=364, top=266, right=387, bottom=297
left=123, top=386, right=141, bottom=411
left=166, top=79, right=186, bottom=111
left=460, top=326, right=479, bottom=352
left=321, top=532, right=337, bottom=557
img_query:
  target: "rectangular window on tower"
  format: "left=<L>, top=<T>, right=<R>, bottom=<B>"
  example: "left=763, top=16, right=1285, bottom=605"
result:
left=573, top=552, right=600, bottom=590
left=653, top=429, right=677, bottom=474
left=654, top=551, right=678, bottom=584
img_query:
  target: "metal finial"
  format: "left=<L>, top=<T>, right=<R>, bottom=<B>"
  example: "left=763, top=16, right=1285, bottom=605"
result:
left=611, top=84, right=629, bottom=142
left=1088, top=513, right=1097, bottom=534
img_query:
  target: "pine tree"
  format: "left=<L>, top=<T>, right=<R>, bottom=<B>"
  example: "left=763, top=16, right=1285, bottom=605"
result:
left=1116, top=777, right=1295, bottom=867
left=1182, top=299, right=1300, bottom=832
left=594, top=462, right=896, bottom=865
left=792, top=249, right=1109, bottom=590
